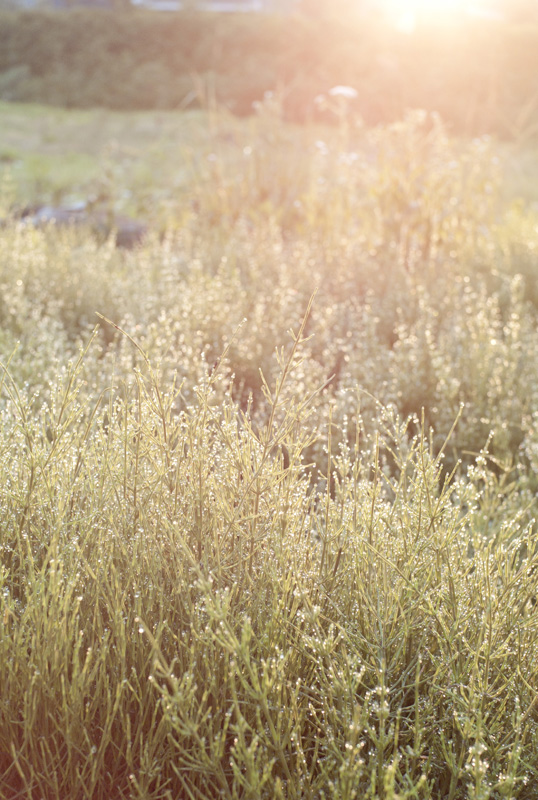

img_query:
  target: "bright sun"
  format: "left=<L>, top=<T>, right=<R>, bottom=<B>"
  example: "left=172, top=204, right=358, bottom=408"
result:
left=382, top=0, right=475, bottom=31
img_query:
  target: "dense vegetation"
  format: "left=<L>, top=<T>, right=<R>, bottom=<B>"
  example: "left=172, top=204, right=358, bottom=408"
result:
left=2, top=101, right=538, bottom=797
left=1, top=7, right=538, bottom=138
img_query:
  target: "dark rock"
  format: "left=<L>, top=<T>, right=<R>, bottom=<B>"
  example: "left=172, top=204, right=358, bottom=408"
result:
left=108, top=216, right=148, bottom=248
left=6, top=202, right=148, bottom=249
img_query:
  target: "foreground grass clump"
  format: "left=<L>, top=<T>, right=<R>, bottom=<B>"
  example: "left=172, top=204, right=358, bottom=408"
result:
left=1, top=314, right=538, bottom=800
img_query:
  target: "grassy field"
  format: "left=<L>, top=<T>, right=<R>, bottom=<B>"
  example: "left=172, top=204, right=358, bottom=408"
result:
left=2, top=100, right=538, bottom=218
left=2, top=101, right=538, bottom=798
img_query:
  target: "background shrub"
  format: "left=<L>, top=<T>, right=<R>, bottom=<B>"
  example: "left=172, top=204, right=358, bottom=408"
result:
left=1, top=8, right=538, bottom=135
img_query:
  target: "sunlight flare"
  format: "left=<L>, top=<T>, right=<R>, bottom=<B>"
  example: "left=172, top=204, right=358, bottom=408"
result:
left=382, top=0, right=476, bottom=31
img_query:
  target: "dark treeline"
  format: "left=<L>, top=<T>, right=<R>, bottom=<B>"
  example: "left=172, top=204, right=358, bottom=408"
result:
left=1, top=7, right=538, bottom=136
